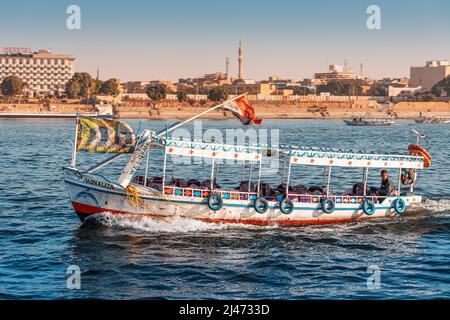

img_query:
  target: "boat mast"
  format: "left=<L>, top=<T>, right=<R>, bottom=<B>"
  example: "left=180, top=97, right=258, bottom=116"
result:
left=158, top=93, right=247, bottom=137
left=70, top=113, right=79, bottom=168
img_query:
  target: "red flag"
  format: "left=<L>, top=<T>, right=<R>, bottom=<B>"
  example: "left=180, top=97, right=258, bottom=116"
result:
left=221, top=96, right=262, bottom=125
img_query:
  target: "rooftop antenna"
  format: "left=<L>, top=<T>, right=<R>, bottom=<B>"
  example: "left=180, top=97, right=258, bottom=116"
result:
left=344, top=60, right=348, bottom=72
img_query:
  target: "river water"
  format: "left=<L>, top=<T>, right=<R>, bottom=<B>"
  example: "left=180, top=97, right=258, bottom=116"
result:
left=0, top=119, right=448, bottom=299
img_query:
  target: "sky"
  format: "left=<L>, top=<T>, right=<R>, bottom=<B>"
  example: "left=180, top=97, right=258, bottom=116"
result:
left=1, top=0, right=449, bottom=82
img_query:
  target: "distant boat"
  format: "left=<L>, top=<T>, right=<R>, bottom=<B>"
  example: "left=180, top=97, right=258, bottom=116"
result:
left=94, top=104, right=114, bottom=119
left=344, top=114, right=395, bottom=126
left=414, top=115, right=450, bottom=124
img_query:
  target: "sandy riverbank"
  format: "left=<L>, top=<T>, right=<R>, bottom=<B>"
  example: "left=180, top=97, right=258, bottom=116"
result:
left=114, top=100, right=450, bottom=120
left=1, top=101, right=450, bottom=120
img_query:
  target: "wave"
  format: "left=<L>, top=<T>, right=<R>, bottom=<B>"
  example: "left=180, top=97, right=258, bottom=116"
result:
left=85, top=212, right=232, bottom=233
left=412, top=198, right=450, bottom=213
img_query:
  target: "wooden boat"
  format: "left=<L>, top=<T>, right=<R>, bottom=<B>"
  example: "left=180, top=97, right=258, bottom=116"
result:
left=344, top=114, right=395, bottom=126
left=414, top=115, right=450, bottom=124
left=63, top=95, right=430, bottom=226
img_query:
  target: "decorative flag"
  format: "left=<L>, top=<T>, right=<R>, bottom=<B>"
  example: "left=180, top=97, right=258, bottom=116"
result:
left=76, top=117, right=136, bottom=153
left=221, top=96, right=262, bottom=125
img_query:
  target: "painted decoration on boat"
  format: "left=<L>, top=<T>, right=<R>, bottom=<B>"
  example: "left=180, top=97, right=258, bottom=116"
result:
left=165, top=140, right=262, bottom=161
left=289, top=148, right=424, bottom=169
left=77, top=116, right=136, bottom=153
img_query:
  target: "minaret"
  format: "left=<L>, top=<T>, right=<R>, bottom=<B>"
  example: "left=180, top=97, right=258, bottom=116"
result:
left=238, top=41, right=243, bottom=80
left=225, top=57, right=229, bottom=78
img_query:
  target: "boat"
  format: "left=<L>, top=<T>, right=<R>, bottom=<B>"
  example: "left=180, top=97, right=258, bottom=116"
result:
left=63, top=95, right=431, bottom=226
left=94, top=104, right=114, bottom=119
left=344, top=114, right=395, bottom=126
left=414, top=115, right=450, bottom=124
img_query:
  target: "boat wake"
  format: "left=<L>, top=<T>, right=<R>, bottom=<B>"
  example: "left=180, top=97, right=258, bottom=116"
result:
left=412, top=198, right=450, bottom=213
left=84, top=212, right=279, bottom=233
left=85, top=212, right=232, bottom=233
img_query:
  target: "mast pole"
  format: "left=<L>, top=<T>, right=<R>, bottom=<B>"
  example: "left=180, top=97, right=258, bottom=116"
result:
left=71, top=113, right=79, bottom=168
left=144, top=149, right=150, bottom=186
left=257, top=158, right=262, bottom=196
left=158, top=93, right=247, bottom=137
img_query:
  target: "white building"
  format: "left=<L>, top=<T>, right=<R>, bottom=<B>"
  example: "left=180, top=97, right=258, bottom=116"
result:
left=0, top=48, right=75, bottom=97
left=388, top=85, right=422, bottom=97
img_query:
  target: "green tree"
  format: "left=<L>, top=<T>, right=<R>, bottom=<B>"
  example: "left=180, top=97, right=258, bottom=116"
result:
left=367, top=83, right=387, bottom=96
left=316, top=81, right=344, bottom=95
left=100, top=78, right=120, bottom=96
left=316, top=80, right=363, bottom=96
left=1, top=76, right=24, bottom=98
left=177, top=91, right=187, bottom=103
left=343, top=80, right=363, bottom=96
left=207, top=87, right=227, bottom=102
left=431, top=75, right=450, bottom=97
left=292, top=86, right=311, bottom=95
left=146, top=84, right=167, bottom=101
left=65, top=79, right=81, bottom=99
left=91, top=79, right=104, bottom=95
left=65, top=72, right=93, bottom=98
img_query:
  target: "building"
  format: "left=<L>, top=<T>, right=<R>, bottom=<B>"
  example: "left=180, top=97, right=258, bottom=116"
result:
left=0, top=48, right=75, bottom=97
left=388, top=85, right=422, bottom=98
left=178, top=72, right=232, bottom=93
left=410, top=60, right=450, bottom=91
left=314, top=64, right=357, bottom=84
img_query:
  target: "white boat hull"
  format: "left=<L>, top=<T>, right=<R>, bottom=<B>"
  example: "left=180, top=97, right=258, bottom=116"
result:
left=64, top=168, right=422, bottom=226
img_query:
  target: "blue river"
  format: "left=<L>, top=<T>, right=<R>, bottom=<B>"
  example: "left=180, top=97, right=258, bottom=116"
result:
left=0, top=119, right=448, bottom=299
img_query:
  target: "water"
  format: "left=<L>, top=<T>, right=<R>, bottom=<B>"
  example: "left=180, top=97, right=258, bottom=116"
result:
left=0, top=119, right=449, bottom=299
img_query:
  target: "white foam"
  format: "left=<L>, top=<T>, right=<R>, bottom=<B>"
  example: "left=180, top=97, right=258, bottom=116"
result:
left=86, top=212, right=231, bottom=233
left=411, top=198, right=450, bottom=213
left=85, top=212, right=279, bottom=233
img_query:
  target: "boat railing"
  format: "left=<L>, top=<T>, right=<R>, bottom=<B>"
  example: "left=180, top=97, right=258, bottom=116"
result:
left=285, top=193, right=388, bottom=204
left=162, top=185, right=258, bottom=200
left=161, top=185, right=396, bottom=205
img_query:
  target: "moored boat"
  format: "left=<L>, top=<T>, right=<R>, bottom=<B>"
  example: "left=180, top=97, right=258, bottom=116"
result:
left=344, top=114, right=395, bottom=126
left=414, top=115, right=450, bottom=124
left=63, top=95, right=431, bottom=226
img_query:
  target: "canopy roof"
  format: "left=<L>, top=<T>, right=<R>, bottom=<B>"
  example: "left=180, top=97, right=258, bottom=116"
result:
left=163, top=138, right=424, bottom=169
left=286, top=146, right=423, bottom=169
left=164, top=139, right=263, bottom=161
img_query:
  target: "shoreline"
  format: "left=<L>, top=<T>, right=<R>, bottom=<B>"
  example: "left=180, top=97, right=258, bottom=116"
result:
left=1, top=101, right=450, bottom=120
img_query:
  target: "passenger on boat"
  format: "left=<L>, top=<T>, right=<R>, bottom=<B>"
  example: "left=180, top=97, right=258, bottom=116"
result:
left=375, top=170, right=395, bottom=196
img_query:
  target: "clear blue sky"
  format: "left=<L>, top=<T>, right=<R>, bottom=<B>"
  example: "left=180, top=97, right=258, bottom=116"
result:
left=1, top=0, right=449, bottom=82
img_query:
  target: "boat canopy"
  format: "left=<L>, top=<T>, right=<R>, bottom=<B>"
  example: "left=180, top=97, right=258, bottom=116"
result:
left=286, top=146, right=423, bottom=169
left=164, top=138, right=263, bottom=162
left=163, top=138, right=424, bottom=169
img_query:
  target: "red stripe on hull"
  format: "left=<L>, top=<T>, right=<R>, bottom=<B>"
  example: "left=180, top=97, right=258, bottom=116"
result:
left=72, top=201, right=388, bottom=226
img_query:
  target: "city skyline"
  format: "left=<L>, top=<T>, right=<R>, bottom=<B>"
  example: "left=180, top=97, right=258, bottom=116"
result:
left=1, top=0, right=450, bottom=82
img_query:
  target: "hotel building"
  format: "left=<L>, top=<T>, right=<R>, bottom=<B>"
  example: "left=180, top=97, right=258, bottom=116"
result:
left=0, top=48, right=75, bottom=97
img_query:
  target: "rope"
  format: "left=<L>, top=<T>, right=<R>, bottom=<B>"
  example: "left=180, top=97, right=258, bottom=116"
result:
left=125, top=185, right=171, bottom=223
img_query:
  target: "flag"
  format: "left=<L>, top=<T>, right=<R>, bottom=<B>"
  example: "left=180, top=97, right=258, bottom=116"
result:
left=76, top=117, right=136, bottom=153
left=221, top=96, right=262, bottom=125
